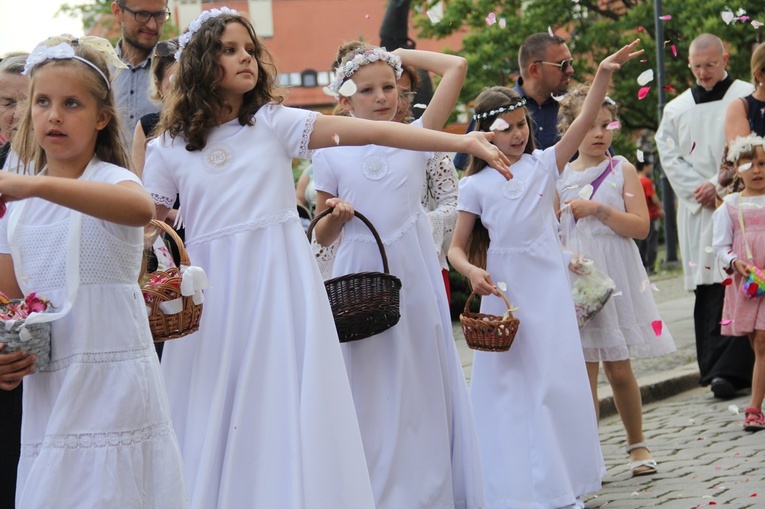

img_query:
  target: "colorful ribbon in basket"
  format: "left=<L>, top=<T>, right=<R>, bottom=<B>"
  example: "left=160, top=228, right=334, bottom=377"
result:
left=155, top=265, right=210, bottom=315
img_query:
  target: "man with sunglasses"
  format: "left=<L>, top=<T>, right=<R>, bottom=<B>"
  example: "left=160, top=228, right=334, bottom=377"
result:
left=453, top=33, right=574, bottom=169
left=515, top=32, right=574, bottom=150
left=656, top=33, right=754, bottom=400
left=110, top=0, right=170, bottom=147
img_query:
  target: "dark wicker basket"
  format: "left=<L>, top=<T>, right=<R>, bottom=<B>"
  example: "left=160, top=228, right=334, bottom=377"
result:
left=460, top=289, right=520, bottom=352
left=142, top=220, right=203, bottom=343
left=307, top=208, right=402, bottom=343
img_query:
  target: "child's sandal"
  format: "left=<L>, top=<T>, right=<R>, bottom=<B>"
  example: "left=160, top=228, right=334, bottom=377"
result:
left=743, top=407, right=765, bottom=432
left=626, top=442, right=658, bottom=477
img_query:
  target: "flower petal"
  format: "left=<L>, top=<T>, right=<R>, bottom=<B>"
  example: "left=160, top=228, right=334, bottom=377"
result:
left=489, top=118, right=509, bottom=131
left=637, top=69, right=654, bottom=86
left=638, top=86, right=651, bottom=100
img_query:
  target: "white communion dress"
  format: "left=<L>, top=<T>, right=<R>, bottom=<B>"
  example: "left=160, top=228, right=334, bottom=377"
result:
left=0, top=158, right=188, bottom=508
left=143, top=104, right=376, bottom=509
left=457, top=148, right=605, bottom=509
left=312, top=128, right=484, bottom=509
left=557, top=157, right=676, bottom=362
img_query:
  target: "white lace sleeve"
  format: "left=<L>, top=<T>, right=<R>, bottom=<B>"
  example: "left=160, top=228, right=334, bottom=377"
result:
left=422, top=153, right=458, bottom=256
left=151, top=193, right=176, bottom=209
left=311, top=231, right=340, bottom=280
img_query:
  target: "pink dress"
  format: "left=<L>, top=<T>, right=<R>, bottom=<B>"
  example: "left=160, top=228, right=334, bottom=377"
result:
left=718, top=195, right=765, bottom=336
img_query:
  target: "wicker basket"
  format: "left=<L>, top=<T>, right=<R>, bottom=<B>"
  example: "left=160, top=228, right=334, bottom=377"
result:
left=0, top=301, right=52, bottom=371
left=460, top=289, right=520, bottom=352
left=307, top=208, right=402, bottom=343
left=142, top=220, right=203, bottom=342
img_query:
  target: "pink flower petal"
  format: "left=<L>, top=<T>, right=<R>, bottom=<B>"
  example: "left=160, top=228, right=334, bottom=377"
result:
left=720, top=319, right=733, bottom=326
left=485, top=12, right=496, bottom=25
left=690, top=141, right=696, bottom=154
left=736, top=15, right=750, bottom=21
left=671, top=44, right=678, bottom=57
left=489, top=118, right=509, bottom=131
left=625, top=192, right=635, bottom=197
left=638, top=86, right=651, bottom=100
left=753, top=20, right=764, bottom=29
left=332, top=133, right=340, bottom=145
left=651, top=320, right=663, bottom=336
left=659, top=14, right=672, bottom=20
left=663, top=85, right=676, bottom=92
left=637, top=26, right=645, bottom=33
left=606, top=120, right=621, bottom=130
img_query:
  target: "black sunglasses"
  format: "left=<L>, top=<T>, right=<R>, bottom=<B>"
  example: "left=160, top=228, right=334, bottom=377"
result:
left=155, top=40, right=179, bottom=58
left=119, top=3, right=171, bottom=24
left=534, top=58, right=575, bottom=72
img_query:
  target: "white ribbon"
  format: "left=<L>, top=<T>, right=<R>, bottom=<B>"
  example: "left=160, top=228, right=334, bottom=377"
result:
left=180, top=265, right=210, bottom=305
left=159, top=298, right=184, bottom=315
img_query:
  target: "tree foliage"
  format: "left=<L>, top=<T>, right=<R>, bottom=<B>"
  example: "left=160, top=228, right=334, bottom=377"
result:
left=415, top=0, right=765, bottom=155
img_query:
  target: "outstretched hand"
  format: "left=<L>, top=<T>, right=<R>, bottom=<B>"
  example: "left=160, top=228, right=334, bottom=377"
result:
left=599, top=39, right=644, bottom=72
left=466, top=131, right=513, bottom=180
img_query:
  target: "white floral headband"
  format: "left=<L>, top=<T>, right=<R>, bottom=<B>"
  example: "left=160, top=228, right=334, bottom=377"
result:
left=473, top=98, right=527, bottom=120
left=323, top=47, right=403, bottom=98
left=175, top=7, right=238, bottom=61
left=727, top=133, right=765, bottom=164
left=23, top=36, right=125, bottom=90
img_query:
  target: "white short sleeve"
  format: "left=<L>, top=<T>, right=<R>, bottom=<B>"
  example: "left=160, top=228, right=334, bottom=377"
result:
left=0, top=207, right=11, bottom=255
left=143, top=135, right=179, bottom=209
left=260, top=104, right=319, bottom=160
left=311, top=150, right=338, bottom=197
left=457, top=174, right=481, bottom=216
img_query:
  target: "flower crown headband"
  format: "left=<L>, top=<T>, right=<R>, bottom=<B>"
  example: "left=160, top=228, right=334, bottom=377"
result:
left=175, top=7, right=238, bottom=61
left=727, top=133, right=765, bottom=164
left=473, top=98, right=527, bottom=121
left=323, top=47, right=403, bottom=98
left=23, top=35, right=125, bottom=90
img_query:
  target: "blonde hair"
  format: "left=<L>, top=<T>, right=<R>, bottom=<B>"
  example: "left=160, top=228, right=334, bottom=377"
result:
left=13, top=38, right=129, bottom=174
left=751, top=42, right=765, bottom=84
left=556, top=85, right=618, bottom=136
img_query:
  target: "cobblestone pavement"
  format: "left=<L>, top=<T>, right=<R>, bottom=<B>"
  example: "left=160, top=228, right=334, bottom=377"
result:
left=589, top=387, right=764, bottom=508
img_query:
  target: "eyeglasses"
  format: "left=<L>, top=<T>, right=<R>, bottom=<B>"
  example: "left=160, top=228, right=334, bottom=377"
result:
left=534, top=58, right=575, bottom=72
left=156, top=40, right=179, bottom=58
left=399, top=91, right=416, bottom=101
left=688, top=61, right=721, bottom=72
left=118, top=3, right=171, bottom=24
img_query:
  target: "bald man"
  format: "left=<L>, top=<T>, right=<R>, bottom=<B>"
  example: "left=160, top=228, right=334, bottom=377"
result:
left=656, top=34, right=755, bottom=398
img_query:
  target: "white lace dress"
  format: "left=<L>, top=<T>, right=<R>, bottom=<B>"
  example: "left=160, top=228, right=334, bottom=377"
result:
left=0, top=159, right=187, bottom=509
left=143, top=104, right=375, bottom=509
left=557, top=157, right=676, bottom=362
left=312, top=132, right=484, bottom=509
left=458, top=148, right=604, bottom=509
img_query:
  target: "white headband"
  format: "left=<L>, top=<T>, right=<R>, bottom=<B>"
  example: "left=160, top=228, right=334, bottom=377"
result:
left=473, top=98, right=527, bottom=120
left=23, top=40, right=116, bottom=89
left=323, top=47, right=403, bottom=98
left=176, top=7, right=238, bottom=61
left=727, top=133, right=765, bottom=163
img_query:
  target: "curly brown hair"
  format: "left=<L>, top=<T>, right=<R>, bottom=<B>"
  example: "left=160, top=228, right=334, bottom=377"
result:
left=157, top=13, right=283, bottom=151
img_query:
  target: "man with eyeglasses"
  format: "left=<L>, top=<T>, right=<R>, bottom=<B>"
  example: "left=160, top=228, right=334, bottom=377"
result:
left=656, top=33, right=755, bottom=400
left=110, top=0, right=170, bottom=147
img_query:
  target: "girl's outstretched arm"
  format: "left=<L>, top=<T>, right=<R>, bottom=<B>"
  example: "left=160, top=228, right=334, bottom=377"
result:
left=0, top=173, right=155, bottom=227
left=310, top=115, right=512, bottom=178
left=564, top=161, right=649, bottom=239
left=448, top=211, right=499, bottom=296
left=393, top=49, right=467, bottom=131
left=555, top=39, right=643, bottom=170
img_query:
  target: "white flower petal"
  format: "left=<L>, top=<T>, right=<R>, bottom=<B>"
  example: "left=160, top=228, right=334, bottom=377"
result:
left=578, top=184, right=594, bottom=200
left=337, top=79, right=358, bottom=97
left=489, top=118, right=509, bottom=131
left=637, top=69, right=654, bottom=86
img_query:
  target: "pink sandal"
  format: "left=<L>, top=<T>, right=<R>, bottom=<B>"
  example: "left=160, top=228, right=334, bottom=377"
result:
left=743, top=407, right=765, bottom=432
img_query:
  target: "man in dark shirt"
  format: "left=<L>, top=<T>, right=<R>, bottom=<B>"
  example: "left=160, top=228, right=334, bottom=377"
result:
left=454, top=33, right=574, bottom=168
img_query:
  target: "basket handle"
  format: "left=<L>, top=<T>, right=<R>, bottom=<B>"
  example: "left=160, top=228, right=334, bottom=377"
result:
left=149, top=219, right=190, bottom=267
left=306, top=207, right=390, bottom=274
left=464, top=287, right=513, bottom=314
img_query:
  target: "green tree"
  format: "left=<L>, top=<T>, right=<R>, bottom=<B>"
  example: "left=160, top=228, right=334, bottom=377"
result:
left=415, top=0, right=765, bottom=155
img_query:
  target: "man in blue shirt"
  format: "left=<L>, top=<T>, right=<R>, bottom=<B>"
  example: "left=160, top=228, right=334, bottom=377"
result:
left=454, top=33, right=574, bottom=168
left=110, top=0, right=170, bottom=148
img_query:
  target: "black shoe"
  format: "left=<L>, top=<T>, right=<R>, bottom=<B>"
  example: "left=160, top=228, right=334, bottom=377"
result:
left=711, top=377, right=736, bottom=399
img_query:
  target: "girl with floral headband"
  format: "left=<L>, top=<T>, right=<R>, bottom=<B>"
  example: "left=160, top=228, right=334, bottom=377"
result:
left=448, top=41, right=643, bottom=508
left=713, top=134, right=765, bottom=432
left=142, top=9, right=510, bottom=509
left=311, top=44, right=484, bottom=508
left=556, top=86, right=675, bottom=477
left=0, top=35, right=188, bottom=508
